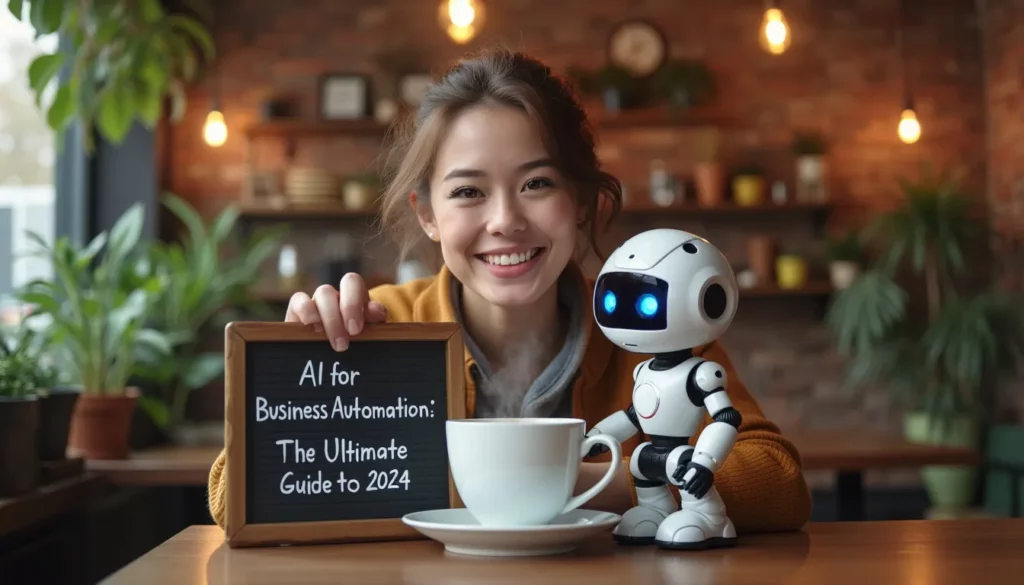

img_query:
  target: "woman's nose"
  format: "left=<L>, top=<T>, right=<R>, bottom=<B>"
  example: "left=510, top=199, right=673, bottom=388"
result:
left=485, top=194, right=527, bottom=235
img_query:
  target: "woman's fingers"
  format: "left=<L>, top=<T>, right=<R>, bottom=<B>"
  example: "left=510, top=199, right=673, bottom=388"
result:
left=339, top=272, right=370, bottom=336
left=366, top=300, right=389, bottom=323
left=285, top=292, right=321, bottom=330
left=313, top=284, right=348, bottom=351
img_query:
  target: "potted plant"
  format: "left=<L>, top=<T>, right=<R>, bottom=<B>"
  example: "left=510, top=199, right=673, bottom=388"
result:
left=17, top=204, right=171, bottom=460
left=0, top=332, right=41, bottom=496
left=2, top=324, right=72, bottom=462
left=793, top=131, right=828, bottom=203
left=693, top=128, right=724, bottom=207
left=131, top=194, right=280, bottom=442
left=826, top=167, right=1024, bottom=511
left=566, top=64, right=638, bottom=113
left=732, top=164, right=766, bottom=206
left=825, top=230, right=865, bottom=289
left=651, top=59, right=714, bottom=112
left=342, top=173, right=382, bottom=210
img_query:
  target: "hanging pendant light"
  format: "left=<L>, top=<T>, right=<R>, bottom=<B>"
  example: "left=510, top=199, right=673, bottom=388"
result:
left=759, top=0, right=791, bottom=55
left=438, top=0, right=485, bottom=44
left=895, top=0, right=919, bottom=144
left=203, top=98, right=228, bottom=147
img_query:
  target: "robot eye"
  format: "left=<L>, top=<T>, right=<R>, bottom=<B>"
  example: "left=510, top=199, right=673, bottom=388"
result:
left=636, top=294, right=659, bottom=318
left=602, top=290, right=617, bottom=313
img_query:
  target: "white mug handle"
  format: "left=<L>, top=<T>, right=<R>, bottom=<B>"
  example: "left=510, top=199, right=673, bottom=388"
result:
left=561, top=434, right=622, bottom=514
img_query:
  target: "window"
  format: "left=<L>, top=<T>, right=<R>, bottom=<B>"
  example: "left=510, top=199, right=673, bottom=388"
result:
left=0, top=11, right=58, bottom=325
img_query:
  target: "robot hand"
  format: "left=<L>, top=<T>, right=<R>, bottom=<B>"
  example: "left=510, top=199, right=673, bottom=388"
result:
left=585, top=441, right=611, bottom=458
left=673, top=460, right=714, bottom=499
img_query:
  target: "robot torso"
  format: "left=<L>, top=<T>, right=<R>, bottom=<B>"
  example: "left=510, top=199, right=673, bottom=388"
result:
left=632, top=356, right=710, bottom=438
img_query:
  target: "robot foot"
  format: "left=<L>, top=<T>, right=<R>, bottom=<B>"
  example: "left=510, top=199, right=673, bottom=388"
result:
left=653, top=511, right=737, bottom=550
left=611, top=504, right=671, bottom=545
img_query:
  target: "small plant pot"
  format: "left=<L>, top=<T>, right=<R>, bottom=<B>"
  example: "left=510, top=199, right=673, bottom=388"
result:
left=732, top=175, right=765, bottom=206
left=38, top=386, right=80, bottom=461
left=67, top=388, right=140, bottom=460
left=796, top=154, right=828, bottom=203
left=694, top=162, right=724, bottom=207
left=829, top=261, right=861, bottom=290
left=775, top=255, right=808, bottom=289
left=342, top=181, right=377, bottom=210
left=0, top=396, right=40, bottom=496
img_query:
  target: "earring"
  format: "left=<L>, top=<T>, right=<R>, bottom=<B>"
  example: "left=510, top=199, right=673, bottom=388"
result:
left=427, top=231, right=435, bottom=241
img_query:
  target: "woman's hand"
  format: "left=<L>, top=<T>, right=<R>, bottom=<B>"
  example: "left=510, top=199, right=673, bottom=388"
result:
left=284, top=272, right=388, bottom=351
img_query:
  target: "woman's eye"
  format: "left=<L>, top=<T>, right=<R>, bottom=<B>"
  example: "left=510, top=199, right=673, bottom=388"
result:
left=523, top=177, right=553, bottom=191
left=450, top=186, right=482, bottom=198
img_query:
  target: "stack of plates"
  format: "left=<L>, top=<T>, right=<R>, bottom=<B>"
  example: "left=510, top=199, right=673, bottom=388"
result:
left=284, top=167, right=338, bottom=203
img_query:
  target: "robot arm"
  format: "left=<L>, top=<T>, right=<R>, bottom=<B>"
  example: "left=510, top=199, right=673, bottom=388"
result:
left=583, top=405, right=642, bottom=458
left=673, top=361, right=742, bottom=496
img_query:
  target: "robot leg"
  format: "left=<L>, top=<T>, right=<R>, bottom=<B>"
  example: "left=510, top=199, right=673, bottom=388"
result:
left=655, top=446, right=737, bottom=550
left=613, top=442, right=678, bottom=545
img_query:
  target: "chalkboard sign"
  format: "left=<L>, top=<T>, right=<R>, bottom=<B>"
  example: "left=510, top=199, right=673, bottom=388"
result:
left=223, top=321, right=466, bottom=548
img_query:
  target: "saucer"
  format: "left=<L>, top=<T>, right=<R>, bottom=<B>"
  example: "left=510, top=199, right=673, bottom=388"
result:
left=401, top=508, right=621, bottom=557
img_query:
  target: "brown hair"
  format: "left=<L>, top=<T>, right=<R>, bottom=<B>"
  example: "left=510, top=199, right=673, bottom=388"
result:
left=378, top=48, right=622, bottom=264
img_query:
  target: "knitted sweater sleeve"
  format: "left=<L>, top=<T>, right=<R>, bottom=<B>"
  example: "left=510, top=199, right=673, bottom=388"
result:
left=693, top=341, right=812, bottom=533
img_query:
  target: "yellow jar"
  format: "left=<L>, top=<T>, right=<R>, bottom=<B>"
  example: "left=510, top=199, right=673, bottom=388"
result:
left=732, top=175, right=765, bottom=206
left=775, top=255, right=807, bottom=289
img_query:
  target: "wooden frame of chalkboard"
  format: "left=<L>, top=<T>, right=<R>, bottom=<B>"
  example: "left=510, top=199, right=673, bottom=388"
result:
left=223, top=321, right=466, bottom=548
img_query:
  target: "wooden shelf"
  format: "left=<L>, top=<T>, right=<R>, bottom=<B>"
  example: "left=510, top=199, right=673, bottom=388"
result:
left=740, top=283, right=834, bottom=297
left=235, top=200, right=378, bottom=219
left=244, top=118, right=390, bottom=138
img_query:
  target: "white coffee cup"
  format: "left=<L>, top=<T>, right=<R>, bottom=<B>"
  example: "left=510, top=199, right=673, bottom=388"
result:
left=446, top=418, right=622, bottom=527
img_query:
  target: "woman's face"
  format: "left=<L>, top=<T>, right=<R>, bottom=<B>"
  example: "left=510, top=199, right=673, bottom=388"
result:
left=415, top=103, right=580, bottom=308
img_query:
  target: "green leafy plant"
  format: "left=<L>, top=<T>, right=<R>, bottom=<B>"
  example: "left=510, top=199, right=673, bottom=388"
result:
left=0, top=325, right=59, bottom=398
left=826, top=166, right=1024, bottom=424
left=651, top=59, right=714, bottom=108
left=9, top=0, right=215, bottom=151
left=131, top=194, right=281, bottom=430
left=16, top=203, right=172, bottom=394
left=825, top=230, right=864, bottom=263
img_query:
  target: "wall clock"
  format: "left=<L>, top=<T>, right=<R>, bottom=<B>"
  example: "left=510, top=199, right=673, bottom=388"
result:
left=607, top=20, right=667, bottom=77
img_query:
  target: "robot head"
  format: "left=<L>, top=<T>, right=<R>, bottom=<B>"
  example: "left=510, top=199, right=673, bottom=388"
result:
left=593, top=229, right=738, bottom=354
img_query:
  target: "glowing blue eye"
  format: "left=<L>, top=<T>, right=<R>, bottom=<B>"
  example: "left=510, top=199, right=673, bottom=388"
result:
left=636, top=294, right=658, bottom=318
left=602, top=291, right=617, bottom=313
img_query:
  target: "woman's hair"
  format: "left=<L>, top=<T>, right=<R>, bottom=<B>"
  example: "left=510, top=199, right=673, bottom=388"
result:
left=378, top=48, right=623, bottom=264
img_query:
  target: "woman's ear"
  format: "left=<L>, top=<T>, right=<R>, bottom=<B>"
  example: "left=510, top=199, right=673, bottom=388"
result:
left=409, top=191, right=438, bottom=241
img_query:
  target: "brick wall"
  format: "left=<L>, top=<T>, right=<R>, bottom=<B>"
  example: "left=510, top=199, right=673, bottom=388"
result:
left=981, top=0, right=1024, bottom=420
left=170, top=0, right=994, bottom=483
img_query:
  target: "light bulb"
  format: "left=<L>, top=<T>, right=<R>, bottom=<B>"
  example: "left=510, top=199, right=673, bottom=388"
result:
left=759, top=7, right=791, bottom=55
left=203, top=110, right=227, bottom=147
left=898, top=108, right=921, bottom=144
left=439, top=0, right=484, bottom=44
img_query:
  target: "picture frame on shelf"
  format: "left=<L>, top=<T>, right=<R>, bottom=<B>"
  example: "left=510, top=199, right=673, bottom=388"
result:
left=318, top=73, right=371, bottom=119
left=399, top=73, right=434, bottom=107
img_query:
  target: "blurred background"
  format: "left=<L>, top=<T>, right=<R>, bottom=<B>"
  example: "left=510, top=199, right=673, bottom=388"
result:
left=1, top=1, right=1022, bottom=583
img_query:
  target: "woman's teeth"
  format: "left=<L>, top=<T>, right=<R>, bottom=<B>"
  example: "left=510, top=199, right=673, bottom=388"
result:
left=483, top=248, right=539, bottom=266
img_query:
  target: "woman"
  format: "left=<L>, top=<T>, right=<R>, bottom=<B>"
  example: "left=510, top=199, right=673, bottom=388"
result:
left=207, top=49, right=811, bottom=539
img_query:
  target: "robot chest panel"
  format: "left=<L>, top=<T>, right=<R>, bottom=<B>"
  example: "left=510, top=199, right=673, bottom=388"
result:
left=632, top=365, right=704, bottom=432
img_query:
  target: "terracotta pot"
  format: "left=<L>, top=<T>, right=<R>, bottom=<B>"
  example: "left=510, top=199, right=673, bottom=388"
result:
left=67, top=388, right=139, bottom=460
left=38, top=386, right=80, bottom=461
left=694, top=162, right=724, bottom=207
left=747, top=236, right=776, bottom=286
left=733, top=175, right=766, bottom=206
left=0, top=396, right=39, bottom=496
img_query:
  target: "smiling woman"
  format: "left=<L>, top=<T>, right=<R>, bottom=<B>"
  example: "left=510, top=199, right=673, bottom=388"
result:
left=207, top=48, right=813, bottom=541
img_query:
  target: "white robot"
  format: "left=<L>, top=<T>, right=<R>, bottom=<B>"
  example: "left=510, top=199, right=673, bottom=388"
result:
left=585, top=228, right=741, bottom=551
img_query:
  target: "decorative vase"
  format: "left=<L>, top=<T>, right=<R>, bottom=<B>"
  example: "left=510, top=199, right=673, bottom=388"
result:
left=829, top=261, right=861, bottom=290
left=904, top=412, right=980, bottom=510
left=796, top=154, right=828, bottom=203
left=733, top=175, right=765, bottom=206
left=747, top=236, right=776, bottom=286
left=775, top=255, right=807, bottom=289
left=694, top=162, right=724, bottom=207
left=0, top=395, right=39, bottom=496
left=343, top=181, right=377, bottom=210
left=37, top=386, right=80, bottom=461
left=67, top=388, right=140, bottom=460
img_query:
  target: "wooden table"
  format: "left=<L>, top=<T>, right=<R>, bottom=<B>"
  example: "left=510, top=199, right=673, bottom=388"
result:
left=789, top=428, right=981, bottom=521
left=101, top=518, right=1024, bottom=584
